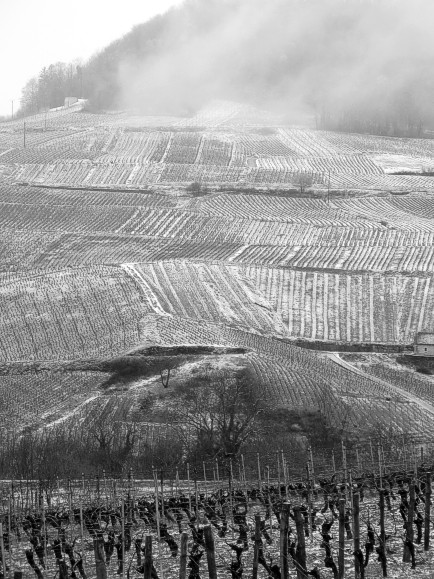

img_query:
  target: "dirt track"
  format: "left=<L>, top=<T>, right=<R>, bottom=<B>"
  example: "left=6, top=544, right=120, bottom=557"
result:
left=327, top=352, right=434, bottom=417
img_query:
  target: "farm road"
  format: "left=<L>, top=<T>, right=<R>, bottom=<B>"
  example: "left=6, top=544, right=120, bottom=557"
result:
left=326, top=352, right=434, bottom=417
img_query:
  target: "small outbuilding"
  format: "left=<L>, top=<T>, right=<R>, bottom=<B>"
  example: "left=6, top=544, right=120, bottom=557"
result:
left=64, top=97, right=78, bottom=107
left=414, top=331, right=434, bottom=356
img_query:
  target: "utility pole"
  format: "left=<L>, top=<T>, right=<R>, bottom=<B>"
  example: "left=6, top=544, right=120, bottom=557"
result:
left=77, top=65, right=83, bottom=99
left=23, top=122, right=26, bottom=148
left=11, top=100, right=13, bottom=120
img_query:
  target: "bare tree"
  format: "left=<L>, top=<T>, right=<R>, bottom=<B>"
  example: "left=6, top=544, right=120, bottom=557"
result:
left=160, top=368, right=171, bottom=388
left=87, top=402, right=140, bottom=472
left=169, top=368, right=264, bottom=461
left=292, top=173, right=314, bottom=195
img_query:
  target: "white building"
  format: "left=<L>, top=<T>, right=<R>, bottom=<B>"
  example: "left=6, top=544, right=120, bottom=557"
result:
left=64, top=97, right=78, bottom=107
left=414, top=332, right=434, bottom=356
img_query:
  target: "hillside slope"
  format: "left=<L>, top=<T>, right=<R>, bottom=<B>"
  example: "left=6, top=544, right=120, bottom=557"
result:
left=1, top=102, right=434, bottom=442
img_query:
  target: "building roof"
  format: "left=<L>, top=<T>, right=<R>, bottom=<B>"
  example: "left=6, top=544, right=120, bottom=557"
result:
left=415, top=331, right=434, bottom=345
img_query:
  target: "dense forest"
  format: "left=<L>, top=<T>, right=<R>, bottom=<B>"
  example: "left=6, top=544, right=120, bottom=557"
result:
left=18, top=0, right=434, bottom=137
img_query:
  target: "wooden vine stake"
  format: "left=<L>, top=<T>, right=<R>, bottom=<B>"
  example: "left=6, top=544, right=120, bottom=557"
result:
left=153, top=470, right=165, bottom=579
left=175, top=468, right=180, bottom=498
left=194, top=476, right=199, bottom=520
left=413, top=447, right=418, bottom=481
left=309, top=446, right=315, bottom=483
left=187, top=464, right=192, bottom=513
left=203, top=462, right=208, bottom=499
left=265, top=466, right=273, bottom=541
left=342, top=442, right=348, bottom=497
left=424, top=471, right=431, bottom=551
left=68, top=479, right=73, bottom=543
left=160, top=470, right=165, bottom=518
left=379, top=489, right=387, bottom=577
left=215, top=458, right=220, bottom=484
left=257, top=453, right=262, bottom=490
left=59, top=561, right=68, bottom=579
left=203, top=525, right=217, bottom=579
left=369, top=439, right=375, bottom=472
left=42, top=504, right=48, bottom=570
left=252, top=514, right=261, bottom=579
left=0, top=523, right=6, bottom=579
left=143, top=536, right=153, bottom=579
left=377, top=443, right=383, bottom=488
left=80, top=500, right=86, bottom=572
left=96, top=474, right=100, bottom=503
left=338, top=498, right=345, bottom=579
left=306, top=463, right=313, bottom=543
left=94, top=537, right=107, bottom=579
left=294, top=507, right=307, bottom=579
left=179, top=533, right=188, bottom=579
left=276, top=451, right=282, bottom=498
left=280, top=503, right=290, bottom=579
left=281, top=450, right=288, bottom=496
left=353, top=492, right=362, bottom=579
left=121, top=499, right=125, bottom=579
left=403, top=483, right=415, bottom=565
left=8, top=497, right=12, bottom=577
left=402, top=435, right=407, bottom=471
left=241, top=454, right=247, bottom=493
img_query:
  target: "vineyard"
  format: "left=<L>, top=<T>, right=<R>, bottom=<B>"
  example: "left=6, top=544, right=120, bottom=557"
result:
left=133, top=314, right=434, bottom=439
left=2, top=100, right=434, bottom=191
left=0, top=261, right=286, bottom=363
left=240, top=267, right=434, bottom=343
left=0, top=370, right=107, bottom=430
left=0, top=266, right=146, bottom=362
left=120, top=262, right=280, bottom=334
left=1, top=451, right=434, bottom=579
left=0, top=100, right=434, bottom=518
left=2, top=307, right=434, bottom=443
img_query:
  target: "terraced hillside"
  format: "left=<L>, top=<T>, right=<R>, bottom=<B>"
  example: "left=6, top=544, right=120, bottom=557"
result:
left=1, top=100, right=434, bottom=438
left=3, top=100, right=434, bottom=190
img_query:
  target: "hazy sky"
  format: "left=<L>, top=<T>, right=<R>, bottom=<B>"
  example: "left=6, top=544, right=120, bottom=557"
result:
left=0, top=0, right=183, bottom=117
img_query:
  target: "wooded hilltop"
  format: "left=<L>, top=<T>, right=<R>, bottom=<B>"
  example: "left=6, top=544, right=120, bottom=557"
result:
left=18, top=0, right=434, bottom=137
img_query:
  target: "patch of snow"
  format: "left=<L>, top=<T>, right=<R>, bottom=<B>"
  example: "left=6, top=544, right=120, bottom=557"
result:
left=42, top=394, right=100, bottom=428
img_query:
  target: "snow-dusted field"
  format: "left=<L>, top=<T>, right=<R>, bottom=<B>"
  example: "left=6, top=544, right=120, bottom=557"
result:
left=0, top=100, right=434, bottom=439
